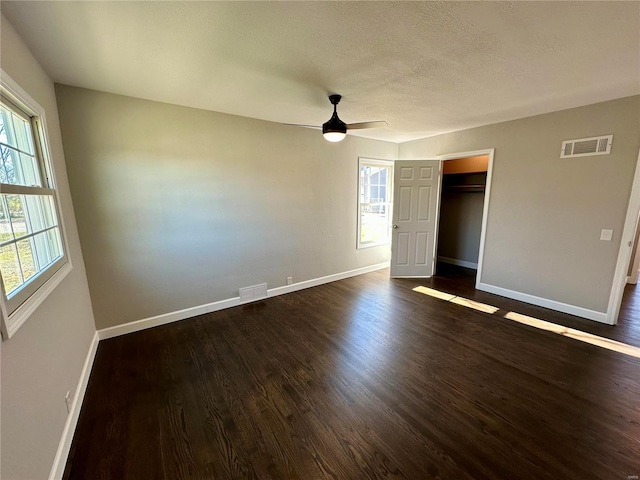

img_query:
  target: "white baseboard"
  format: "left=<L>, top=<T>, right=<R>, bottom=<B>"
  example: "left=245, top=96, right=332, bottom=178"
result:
left=49, top=331, right=99, bottom=480
left=477, top=282, right=608, bottom=324
left=267, top=262, right=389, bottom=297
left=98, top=296, right=242, bottom=340
left=98, top=262, right=390, bottom=340
left=438, top=256, right=478, bottom=270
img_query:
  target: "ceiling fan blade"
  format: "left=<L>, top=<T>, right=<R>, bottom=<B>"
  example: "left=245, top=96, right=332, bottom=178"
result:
left=347, top=121, right=388, bottom=130
left=282, top=123, right=321, bottom=130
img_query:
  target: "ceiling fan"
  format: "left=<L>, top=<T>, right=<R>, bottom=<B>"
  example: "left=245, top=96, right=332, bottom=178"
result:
left=287, top=94, right=387, bottom=142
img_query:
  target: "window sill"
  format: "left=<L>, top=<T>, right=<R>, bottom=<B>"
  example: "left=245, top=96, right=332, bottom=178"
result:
left=1, top=261, right=73, bottom=340
left=357, top=242, right=391, bottom=250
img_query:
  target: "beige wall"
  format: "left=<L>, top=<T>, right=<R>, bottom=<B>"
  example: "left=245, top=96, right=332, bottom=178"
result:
left=55, top=87, right=640, bottom=323
left=55, top=86, right=398, bottom=329
left=400, top=95, right=640, bottom=313
left=0, top=15, right=96, bottom=480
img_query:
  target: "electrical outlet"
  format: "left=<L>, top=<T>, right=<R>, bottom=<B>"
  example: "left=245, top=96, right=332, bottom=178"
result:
left=286, top=276, right=293, bottom=285
left=64, top=391, right=72, bottom=413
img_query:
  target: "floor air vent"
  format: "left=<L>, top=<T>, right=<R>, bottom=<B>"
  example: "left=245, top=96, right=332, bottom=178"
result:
left=561, top=135, right=613, bottom=158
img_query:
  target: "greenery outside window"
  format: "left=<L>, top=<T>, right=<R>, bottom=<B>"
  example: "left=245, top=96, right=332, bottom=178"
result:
left=357, top=158, right=393, bottom=249
left=0, top=71, right=70, bottom=339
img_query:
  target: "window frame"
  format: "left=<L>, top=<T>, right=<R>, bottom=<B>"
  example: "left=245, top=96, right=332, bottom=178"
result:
left=0, top=69, right=72, bottom=340
left=357, top=157, right=394, bottom=250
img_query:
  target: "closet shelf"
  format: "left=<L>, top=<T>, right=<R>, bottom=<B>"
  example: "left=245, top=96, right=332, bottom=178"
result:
left=443, top=184, right=485, bottom=193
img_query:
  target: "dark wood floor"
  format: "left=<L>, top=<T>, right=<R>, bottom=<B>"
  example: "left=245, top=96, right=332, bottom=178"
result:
left=65, top=267, right=640, bottom=479
left=428, top=262, right=640, bottom=347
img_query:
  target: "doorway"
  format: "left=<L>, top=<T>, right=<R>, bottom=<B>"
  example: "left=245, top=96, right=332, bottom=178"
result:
left=389, top=149, right=495, bottom=282
left=606, top=148, right=640, bottom=324
left=614, top=183, right=640, bottom=327
left=435, top=149, right=495, bottom=289
left=434, top=155, right=488, bottom=284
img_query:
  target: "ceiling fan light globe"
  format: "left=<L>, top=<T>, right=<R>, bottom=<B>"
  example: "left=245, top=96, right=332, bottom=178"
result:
left=322, top=113, right=347, bottom=142
left=323, top=131, right=347, bottom=142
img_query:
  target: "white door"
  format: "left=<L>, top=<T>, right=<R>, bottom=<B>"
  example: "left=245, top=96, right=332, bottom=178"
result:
left=390, top=160, right=441, bottom=277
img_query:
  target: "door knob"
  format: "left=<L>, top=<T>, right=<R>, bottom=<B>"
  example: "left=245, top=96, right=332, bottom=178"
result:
left=393, top=225, right=398, bottom=229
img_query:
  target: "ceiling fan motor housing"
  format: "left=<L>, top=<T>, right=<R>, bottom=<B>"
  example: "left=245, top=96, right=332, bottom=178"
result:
left=323, top=112, right=347, bottom=135
left=323, top=94, right=347, bottom=137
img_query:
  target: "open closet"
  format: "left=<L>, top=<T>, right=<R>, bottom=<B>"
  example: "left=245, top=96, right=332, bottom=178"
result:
left=436, top=155, right=489, bottom=275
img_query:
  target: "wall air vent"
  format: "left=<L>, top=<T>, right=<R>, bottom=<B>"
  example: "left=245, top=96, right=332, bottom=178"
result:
left=561, top=135, right=613, bottom=158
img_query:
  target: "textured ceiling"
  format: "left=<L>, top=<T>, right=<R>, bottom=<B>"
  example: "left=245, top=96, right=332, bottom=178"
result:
left=2, top=1, right=639, bottom=143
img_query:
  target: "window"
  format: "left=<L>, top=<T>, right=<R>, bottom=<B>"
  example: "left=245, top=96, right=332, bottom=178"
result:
left=357, top=158, right=393, bottom=249
left=0, top=71, right=70, bottom=339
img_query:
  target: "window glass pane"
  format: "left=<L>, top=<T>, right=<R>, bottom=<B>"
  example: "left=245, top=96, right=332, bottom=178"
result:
left=1, top=194, right=58, bottom=237
left=11, top=112, right=35, bottom=155
left=24, top=194, right=57, bottom=232
left=7, top=195, right=29, bottom=238
left=0, top=197, right=11, bottom=243
left=379, top=184, right=387, bottom=202
left=1, top=144, right=18, bottom=184
left=32, top=230, right=60, bottom=271
left=360, top=203, right=391, bottom=245
left=0, top=243, right=23, bottom=295
left=0, top=107, right=11, bottom=143
left=45, top=228, right=62, bottom=262
left=0, top=145, right=41, bottom=187
left=0, top=106, right=14, bottom=148
left=16, top=237, right=37, bottom=282
left=360, top=206, right=373, bottom=244
left=370, top=166, right=381, bottom=182
left=18, top=152, right=41, bottom=186
left=42, top=195, right=56, bottom=227
left=358, top=162, right=393, bottom=247
left=1, top=228, right=63, bottom=299
left=0, top=103, right=34, bottom=154
left=370, top=185, right=379, bottom=202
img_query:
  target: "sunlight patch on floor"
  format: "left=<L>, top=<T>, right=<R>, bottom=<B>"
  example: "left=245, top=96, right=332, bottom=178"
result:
left=450, top=296, right=500, bottom=314
left=504, top=311, right=640, bottom=359
left=412, top=286, right=456, bottom=301
left=412, top=286, right=499, bottom=313
left=413, top=286, right=640, bottom=358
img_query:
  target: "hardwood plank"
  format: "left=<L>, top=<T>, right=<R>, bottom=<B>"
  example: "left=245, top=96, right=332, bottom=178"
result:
left=65, top=268, right=640, bottom=479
